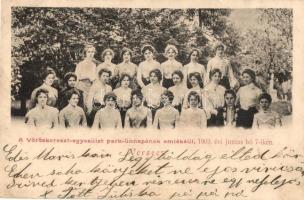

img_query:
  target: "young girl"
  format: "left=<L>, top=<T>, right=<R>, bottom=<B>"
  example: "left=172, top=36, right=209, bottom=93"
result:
left=137, top=45, right=161, bottom=89
left=202, top=68, right=226, bottom=127
left=183, top=72, right=203, bottom=109
left=205, top=43, right=237, bottom=89
left=59, top=90, right=87, bottom=128
left=236, top=69, right=262, bottom=128
left=168, top=70, right=187, bottom=113
left=96, top=48, right=119, bottom=88
left=124, top=90, right=152, bottom=129
left=252, top=93, right=282, bottom=128
left=58, top=72, right=84, bottom=110
left=117, top=47, right=138, bottom=90
left=216, top=89, right=239, bottom=127
left=87, top=68, right=112, bottom=126
left=26, top=89, right=59, bottom=129
left=29, top=69, right=58, bottom=109
left=153, top=90, right=180, bottom=129
left=113, top=74, right=132, bottom=127
left=180, top=91, right=208, bottom=129
left=160, top=44, right=183, bottom=89
left=142, top=69, right=166, bottom=121
left=184, top=48, right=206, bottom=89
left=75, top=44, right=97, bottom=103
left=92, top=92, right=122, bottom=129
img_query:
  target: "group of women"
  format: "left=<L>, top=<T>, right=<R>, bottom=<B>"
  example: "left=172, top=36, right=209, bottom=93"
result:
left=25, top=43, right=282, bottom=129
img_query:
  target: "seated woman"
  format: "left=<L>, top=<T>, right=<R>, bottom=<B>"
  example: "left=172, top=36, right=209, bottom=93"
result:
left=92, top=92, right=122, bottom=129
left=124, top=90, right=152, bottom=129
left=137, top=44, right=161, bottom=89
left=236, top=69, right=262, bottom=128
left=168, top=70, right=187, bottom=113
left=29, top=69, right=58, bottom=109
left=25, top=89, right=59, bottom=129
left=59, top=90, right=87, bottom=128
left=86, top=68, right=112, bottom=126
left=216, top=89, right=239, bottom=127
left=160, top=44, right=183, bottom=89
left=153, top=90, right=180, bottom=130
left=184, top=48, right=206, bottom=89
left=113, top=74, right=132, bottom=127
left=183, top=72, right=204, bottom=109
left=180, top=91, right=208, bottom=129
left=202, top=68, right=226, bottom=127
left=58, top=72, right=84, bottom=110
left=142, top=68, right=166, bottom=122
left=252, top=93, right=282, bottom=128
left=117, top=47, right=138, bottom=90
left=96, top=48, right=119, bottom=88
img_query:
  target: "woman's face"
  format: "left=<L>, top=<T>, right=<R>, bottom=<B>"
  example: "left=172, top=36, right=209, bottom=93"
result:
left=67, top=77, right=76, bottom=88
left=189, top=75, right=199, bottom=87
left=105, top=97, right=116, bottom=108
left=44, top=74, right=55, bottom=86
left=211, top=72, right=221, bottom=84
left=149, top=72, right=159, bottom=84
left=242, top=73, right=253, bottom=85
left=86, top=48, right=95, bottom=59
left=189, top=95, right=199, bottom=108
left=99, top=72, right=110, bottom=84
left=216, top=47, right=224, bottom=57
left=161, top=95, right=170, bottom=106
left=191, top=50, right=199, bottom=62
left=166, top=48, right=176, bottom=59
left=132, top=95, right=142, bottom=107
left=225, top=93, right=235, bottom=107
left=144, top=50, right=153, bottom=61
left=172, top=74, right=182, bottom=85
left=123, top=51, right=131, bottom=62
left=260, top=98, right=270, bottom=111
left=121, top=76, right=130, bottom=88
left=37, top=93, right=48, bottom=106
left=104, top=51, right=113, bottom=62
left=69, top=94, right=79, bottom=107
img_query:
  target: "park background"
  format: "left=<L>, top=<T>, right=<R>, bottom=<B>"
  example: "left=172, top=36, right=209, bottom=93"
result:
left=10, top=8, right=292, bottom=123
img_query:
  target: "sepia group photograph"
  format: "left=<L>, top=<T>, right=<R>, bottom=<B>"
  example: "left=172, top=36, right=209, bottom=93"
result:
left=10, top=7, right=293, bottom=130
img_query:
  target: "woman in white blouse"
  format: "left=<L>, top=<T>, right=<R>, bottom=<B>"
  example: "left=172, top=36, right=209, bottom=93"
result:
left=184, top=48, right=206, bottom=89
left=202, top=68, right=226, bottom=127
left=75, top=44, right=97, bottom=104
left=236, top=68, right=262, bottom=128
left=183, top=72, right=204, bottom=109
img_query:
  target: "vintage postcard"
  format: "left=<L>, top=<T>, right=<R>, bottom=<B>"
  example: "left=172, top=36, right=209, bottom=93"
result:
left=1, top=0, right=304, bottom=199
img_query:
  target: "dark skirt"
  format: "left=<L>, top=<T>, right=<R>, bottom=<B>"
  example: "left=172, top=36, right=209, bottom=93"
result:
left=219, top=76, right=230, bottom=89
left=162, top=77, right=174, bottom=89
left=236, top=107, right=258, bottom=129
left=207, top=112, right=225, bottom=127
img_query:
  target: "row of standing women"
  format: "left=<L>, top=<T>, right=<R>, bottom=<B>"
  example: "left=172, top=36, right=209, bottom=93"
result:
left=25, top=43, right=282, bottom=129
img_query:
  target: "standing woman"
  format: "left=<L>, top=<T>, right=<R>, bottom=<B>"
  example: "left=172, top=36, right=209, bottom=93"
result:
left=75, top=44, right=97, bottom=105
left=205, top=43, right=237, bottom=89
left=168, top=70, right=187, bottom=113
left=142, top=69, right=166, bottom=122
left=184, top=48, right=206, bottom=89
left=113, top=74, right=132, bottom=127
left=202, top=68, right=226, bottom=127
left=236, top=69, right=262, bottom=128
left=29, top=69, right=58, bottom=109
left=160, top=44, right=183, bottom=89
left=137, top=44, right=161, bottom=89
left=117, top=47, right=138, bottom=90
left=96, top=48, right=119, bottom=89
left=183, top=72, right=204, bottom=109
left=25, top=89, right=59, bottom=129
left=86, top=68, right=112, bottom=126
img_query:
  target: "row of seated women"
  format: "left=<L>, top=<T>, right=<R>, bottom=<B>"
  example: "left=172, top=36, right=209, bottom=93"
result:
left=25, top=43, right=282, bottom=129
